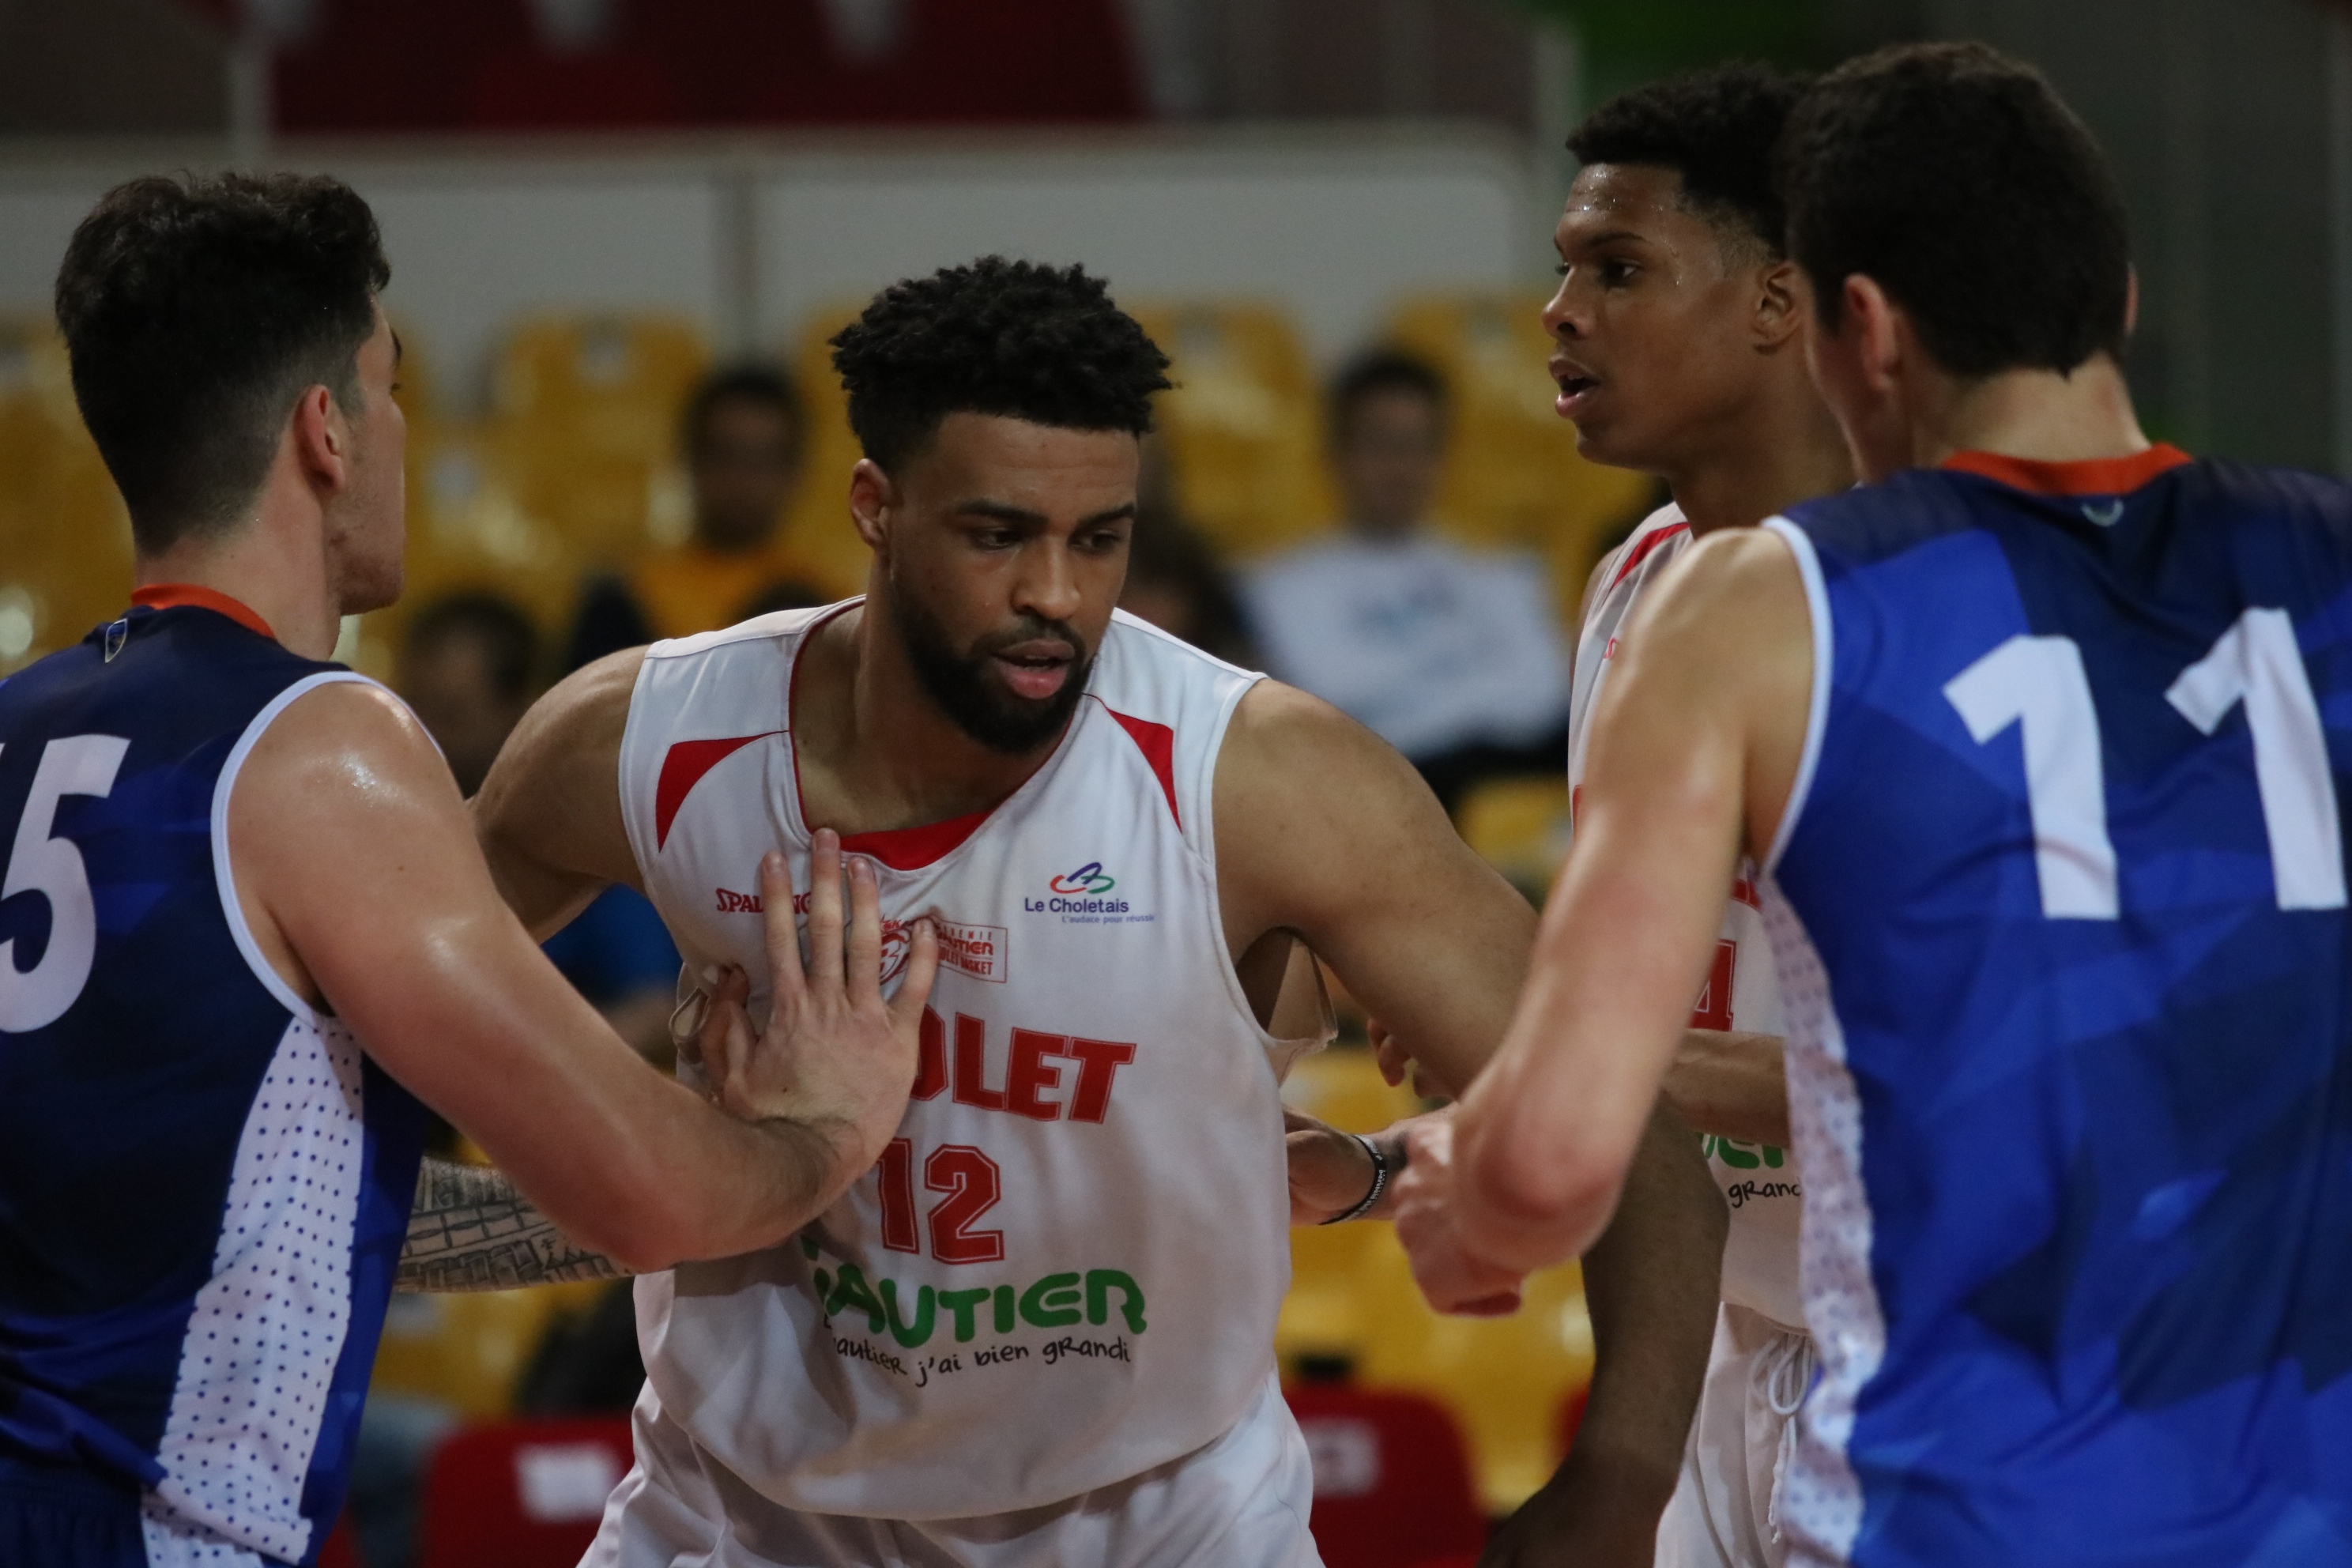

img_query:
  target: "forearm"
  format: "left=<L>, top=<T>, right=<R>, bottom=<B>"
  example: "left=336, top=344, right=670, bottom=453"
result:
left=398, top=1156, right=628, bottom=1293
left=677, top=1109, right=863, bottom=1261
left=1661, top=1029, right=1789, bottom=1147
left=1566, top=1101, right=1726, bottom=1502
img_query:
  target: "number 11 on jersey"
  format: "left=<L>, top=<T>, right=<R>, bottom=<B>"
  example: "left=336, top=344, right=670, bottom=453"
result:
left=1943, top=609, right=2346, bottom=919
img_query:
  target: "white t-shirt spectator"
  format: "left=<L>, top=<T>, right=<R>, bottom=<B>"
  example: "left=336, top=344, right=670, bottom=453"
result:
left=1241, top=532, right=1572, bottom=760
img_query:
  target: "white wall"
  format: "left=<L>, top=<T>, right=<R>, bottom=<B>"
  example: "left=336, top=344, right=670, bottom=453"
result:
left=0, top=126, right=1537, bottom=412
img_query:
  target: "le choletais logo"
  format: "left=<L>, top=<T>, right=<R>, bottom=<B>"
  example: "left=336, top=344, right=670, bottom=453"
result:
left=1027, top=861, right=1129, bottom=916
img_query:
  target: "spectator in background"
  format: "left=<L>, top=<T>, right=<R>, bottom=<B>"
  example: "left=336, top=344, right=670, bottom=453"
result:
left=564, top=364, right=831, bottom=669
left=1240, top=350, right=1574, bottom=813
left=1118, top=435, right=1257, bottom=666
left=396, top=590, right=680, bottom=1056
left=396, top=592, right=537, bottom=797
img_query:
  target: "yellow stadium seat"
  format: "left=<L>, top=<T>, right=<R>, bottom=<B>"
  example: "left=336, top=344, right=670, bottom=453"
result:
left=0, top=318, right=134, bottom=674
left=1275, top=1047, right=1423, bottom=1365
left=1129, top=303, right=1335, bottom=561
left=370, top=1281, right=608, bottom=1423
left=773, top=306, right=891, bottom=603
left=1456, top=776, right=1574, bottom=897
left=1386, top=293, right=1657, bottom=620
left=1353, top=1231, right=1596, bottom=1515
left=349, top=420, right=586, bottom=678
left=490, top=315, right=710, bottom=568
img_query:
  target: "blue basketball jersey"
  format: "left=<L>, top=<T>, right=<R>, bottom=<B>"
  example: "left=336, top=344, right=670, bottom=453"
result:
left=1760, top=447, right=2352, bottom=1566
left=0, top=596, right=426, bottom=1568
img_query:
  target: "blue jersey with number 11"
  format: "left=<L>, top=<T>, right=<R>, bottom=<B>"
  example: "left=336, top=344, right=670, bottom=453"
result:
left=1761, top=447, right=2352, bottom=1567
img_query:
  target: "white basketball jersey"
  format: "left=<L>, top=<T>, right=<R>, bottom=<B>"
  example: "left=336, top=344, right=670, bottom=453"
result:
left=614, top=602, right=1295, bottom=1519
left=1570, top=504, right=1805, bottom=1332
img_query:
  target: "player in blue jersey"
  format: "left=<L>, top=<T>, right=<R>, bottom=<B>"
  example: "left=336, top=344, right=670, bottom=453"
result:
left=1394, top=40, right=2352, bottom=1568
left=0, top=173, right=937, bottom=1568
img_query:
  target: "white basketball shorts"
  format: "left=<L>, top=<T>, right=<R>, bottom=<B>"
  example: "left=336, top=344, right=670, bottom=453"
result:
left=1654, top=1302, right=1818, bottom=1568
left=581, top=1372, right=1321, bottom=1568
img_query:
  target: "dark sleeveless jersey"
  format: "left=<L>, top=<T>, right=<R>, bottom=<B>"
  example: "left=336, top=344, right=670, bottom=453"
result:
left=0, top=596, right=426, bottom=1567
left=1759, top=447, right=2352, bottom=1566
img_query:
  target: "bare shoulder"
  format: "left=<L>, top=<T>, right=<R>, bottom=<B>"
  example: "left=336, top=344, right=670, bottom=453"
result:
left=504, top=646, right=646, bottom=770
left=475, top=646, right=647, bottom=902
left=1218, top=677, right=1416, bottom=787
left=1214, top=678, right=1477, bottom=930
left=1633, top=526, right=1807, bottom=652
left=1608, top=525, right=1811, bottom=855
left=241, top=677, right=448, bottom=797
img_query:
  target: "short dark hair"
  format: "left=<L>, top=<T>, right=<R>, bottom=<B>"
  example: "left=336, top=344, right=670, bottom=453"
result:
left=1329, top=350, right=1446, bottom=443
left=55, top=172, right=390, bottom=553
left=830, top=257, right=1171, bottom=473
left=403, top=592, right=538, bottom=703
left=1567, top=62, right=1804, bottom=258
left=681, top=363, right=804, bottom=460
left=1780, top=42, right=2131, bottom=376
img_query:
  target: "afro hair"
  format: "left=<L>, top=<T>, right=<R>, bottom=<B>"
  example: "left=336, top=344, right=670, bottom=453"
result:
left=829, top=256, right=1172, bottom=473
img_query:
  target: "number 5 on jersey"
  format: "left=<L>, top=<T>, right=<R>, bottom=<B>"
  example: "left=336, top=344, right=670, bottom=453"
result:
left=1944, top=609, right=2346, bottom=918
left=0, top=735, right=130, bottom=1033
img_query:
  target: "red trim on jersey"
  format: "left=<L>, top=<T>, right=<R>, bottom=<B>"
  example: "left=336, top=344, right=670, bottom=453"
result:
left=1103, top=706, right=1181, bottom=828
left=655, top=733, right=780, bottom=849
left=130, top=583, right=275, bottom=640
left=1940, top=443, right=2192, bottom=497
left=839, top=810, right=995, bottom=870
left=1607, top=522, right=1690, bottom=590
left=779, top=597, right=1048, bottom=873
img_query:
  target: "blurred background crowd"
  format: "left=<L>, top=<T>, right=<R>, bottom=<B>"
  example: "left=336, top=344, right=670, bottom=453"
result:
left=6, top=0, right=2352, bottom=1562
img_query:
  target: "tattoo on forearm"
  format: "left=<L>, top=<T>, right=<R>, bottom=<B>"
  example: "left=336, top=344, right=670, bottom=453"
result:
left=395, top=1157, right=630, bottom=1293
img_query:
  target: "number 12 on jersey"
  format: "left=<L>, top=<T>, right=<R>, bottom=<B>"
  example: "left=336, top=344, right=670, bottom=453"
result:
left=878, top=1139, right=1005, bottom=1264
left=1943, top=608, right=2347, bottom=919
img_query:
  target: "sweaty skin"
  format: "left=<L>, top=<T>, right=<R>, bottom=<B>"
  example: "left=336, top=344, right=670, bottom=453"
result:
left=154, top=308, right=937, bottom=1283
left=475, top=409, right=1724, bottom=1557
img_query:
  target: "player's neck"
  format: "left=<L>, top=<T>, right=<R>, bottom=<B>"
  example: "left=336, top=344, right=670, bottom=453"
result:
left=794, top=601, right=1063, bottom=834
left=132, top=477, right=344, bottom=659
left=1907, top=355, right=2151, bottom=471
left=1666, top=372, right=1854, bottom=536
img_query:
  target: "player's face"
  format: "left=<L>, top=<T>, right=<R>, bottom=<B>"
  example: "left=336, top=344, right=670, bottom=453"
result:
left=322, top=307, right=406, bottom=617
left=1541, top=164, right=1780, bottom=473
left=862, top=413, right=1136, bottom=754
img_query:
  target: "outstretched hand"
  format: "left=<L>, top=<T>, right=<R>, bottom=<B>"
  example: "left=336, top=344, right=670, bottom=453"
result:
left=1393, top=1110, right=1526, bottom=1316
left=699, top=831, right=939, bottom=1170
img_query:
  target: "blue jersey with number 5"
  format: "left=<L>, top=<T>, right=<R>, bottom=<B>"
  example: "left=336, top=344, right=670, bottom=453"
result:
left=0, top=601, right=425, bottom=1568
left=1761, top=447, right=2352, bottom=1566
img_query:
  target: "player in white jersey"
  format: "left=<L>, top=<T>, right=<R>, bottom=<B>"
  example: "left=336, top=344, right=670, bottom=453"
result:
left=1385, top=68, right=1854, bottom=1568
left=464, top=259, right=1727, bottom=1566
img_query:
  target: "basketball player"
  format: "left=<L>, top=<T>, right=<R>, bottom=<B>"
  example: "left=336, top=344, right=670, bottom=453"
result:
left=1400, top=41, right=2352, bottom=1566
left=1345, top=58, right=1857, bottom=1566
left=469, top=257, right=1725, bottom=1565
left=1481, top=65, right=1851, bottom=1568
left=0, top=173, right=933, bottom=1568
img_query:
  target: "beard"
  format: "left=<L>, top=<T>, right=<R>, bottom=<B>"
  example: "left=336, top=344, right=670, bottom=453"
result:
left=888, top=580, right=1095, bottom=755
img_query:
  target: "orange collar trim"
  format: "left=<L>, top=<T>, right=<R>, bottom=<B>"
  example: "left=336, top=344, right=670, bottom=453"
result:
left=1941, top=443, right=2192, bottom=498
left=130, top=584, right=277, bottom=641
